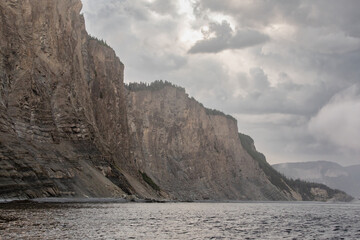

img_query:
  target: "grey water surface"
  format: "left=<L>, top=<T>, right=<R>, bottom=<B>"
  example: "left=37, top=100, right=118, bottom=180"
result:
left=1, top=201, right=359, bottom=239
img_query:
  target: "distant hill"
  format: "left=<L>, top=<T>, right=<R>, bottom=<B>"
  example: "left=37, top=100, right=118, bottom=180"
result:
left=273, top=161, right=360, bottom=198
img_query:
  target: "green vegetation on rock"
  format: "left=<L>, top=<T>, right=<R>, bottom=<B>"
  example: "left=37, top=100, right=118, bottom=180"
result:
left=139, top=171, right=160, bottom=191
left=88, top=34, right=111, bottom=48
left=285, top=179, right=343, bottom=201
left=238, top=133, right=291, bottom=192
left=126, top=80, right=237, bottom=122
left=125, top=80, right=184, bottom=92
left=205, top=108, right=237, bottom=123
left=238, top=133, right=351, bottom=201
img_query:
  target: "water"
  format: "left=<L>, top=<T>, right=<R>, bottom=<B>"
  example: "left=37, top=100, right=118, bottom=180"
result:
left=1, top=201, right=359, bottom=239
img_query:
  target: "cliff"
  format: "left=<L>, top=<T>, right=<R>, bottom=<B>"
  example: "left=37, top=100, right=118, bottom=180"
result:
left=0, top=0, right=156, bottom=199
left=238, top=134, right=352, bottom=201
left=0, top=1, right=350, bottom=202
left=126, top=82, right=291, bottom=200
left=126, top=81, right=352, bottom=201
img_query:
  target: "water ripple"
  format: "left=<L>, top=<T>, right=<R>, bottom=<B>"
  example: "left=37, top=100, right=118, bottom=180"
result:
left=0, top=202, right=359, bottom=239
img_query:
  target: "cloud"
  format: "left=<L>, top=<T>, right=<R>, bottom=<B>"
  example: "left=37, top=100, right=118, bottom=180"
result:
left=231, top=29, right=270, bottom=49
left=194, top=0, right=360, bottom=36
left=249, top=67, right=270, bottom=91
left=192, top=0, right=300, bottom=28
left=188, top=21, right=269, bottom=53
left=188, top=21, right=233, bottom=53
left=196, top=67, right=334, bottom=117
left=294, top=28, right=360, bottom=55
left=149, top=0, right=178, bottom=16
left=308, top=85, right=360, bottom=151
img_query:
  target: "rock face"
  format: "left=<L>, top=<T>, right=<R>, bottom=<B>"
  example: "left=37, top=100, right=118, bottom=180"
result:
left=126, top=84, right=297, bottom=200
left=0, top=0, right=351, bottom=201
left=238, top=133, right=352, bottom=202
left=273, top=161, right=360, bottom=198
left=126, top=82, right=352, bottom=201
left=0, top=0, right=155, bottom=199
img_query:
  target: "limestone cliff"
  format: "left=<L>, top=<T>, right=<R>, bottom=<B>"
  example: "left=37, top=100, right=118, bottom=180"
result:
left=125, top=81, right=352, bottom=201
left=0, top=0, right=156, bottom=199
left=126, top=82, right=298, bottom=200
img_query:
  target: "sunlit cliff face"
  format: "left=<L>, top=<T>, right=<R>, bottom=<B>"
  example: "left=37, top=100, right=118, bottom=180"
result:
left=82, top=0, right=360, bottom=166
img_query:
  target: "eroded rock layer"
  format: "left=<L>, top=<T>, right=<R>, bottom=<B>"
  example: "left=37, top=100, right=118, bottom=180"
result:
left=0, top=0, right=156, bottom=199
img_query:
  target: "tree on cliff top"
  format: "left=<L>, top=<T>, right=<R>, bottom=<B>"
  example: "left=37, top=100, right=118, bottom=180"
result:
left=125, top=80, right=185, bottom=92
left=88, top=34, right=110, bottom=48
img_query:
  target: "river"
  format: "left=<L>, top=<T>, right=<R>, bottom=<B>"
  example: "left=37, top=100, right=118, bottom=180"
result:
left=1, top=201, right=359, bottom=239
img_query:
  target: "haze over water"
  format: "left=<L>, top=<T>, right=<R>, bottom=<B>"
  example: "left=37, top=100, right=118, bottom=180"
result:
left=1, top=201, right=359, bottom=239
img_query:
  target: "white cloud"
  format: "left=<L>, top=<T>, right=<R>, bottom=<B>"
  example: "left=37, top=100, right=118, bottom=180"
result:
left=309, top=85, right=360, bottom=151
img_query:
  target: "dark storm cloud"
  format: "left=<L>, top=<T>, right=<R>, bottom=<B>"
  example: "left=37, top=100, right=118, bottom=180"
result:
left=188, top=21, right=269, bottom=53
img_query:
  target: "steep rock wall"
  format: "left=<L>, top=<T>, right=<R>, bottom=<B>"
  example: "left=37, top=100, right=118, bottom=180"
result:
left=0, top=0, right=155, bottom=199
left=127, top=85, right=298, bottom=200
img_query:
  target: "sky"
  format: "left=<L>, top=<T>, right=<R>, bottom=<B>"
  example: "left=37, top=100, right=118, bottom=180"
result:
left=81, top=0, right=360, bottom=166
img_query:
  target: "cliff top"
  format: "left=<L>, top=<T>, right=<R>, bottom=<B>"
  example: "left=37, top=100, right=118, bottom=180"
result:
left=125, top=80, right=185, bottom=92
left=125, top=80, right=237, bottom=122
left=88, top=34, right=111, bottom=48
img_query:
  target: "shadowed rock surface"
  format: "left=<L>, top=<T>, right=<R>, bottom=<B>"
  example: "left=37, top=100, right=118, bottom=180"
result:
left=0, top=0, right=157, bottom=200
